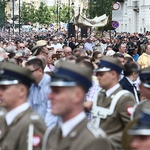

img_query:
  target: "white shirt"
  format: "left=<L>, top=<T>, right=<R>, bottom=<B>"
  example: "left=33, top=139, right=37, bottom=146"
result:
left=5, top=102, right=30, bottom=125
left=51, top=43, right=62, bottom=52
left=60, top=112, right=86, bottom=137
left=106, top=83, right=120, bottom=98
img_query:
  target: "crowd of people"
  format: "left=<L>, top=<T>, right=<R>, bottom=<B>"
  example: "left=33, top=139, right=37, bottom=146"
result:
left=0, top=29, right=150, bottom=150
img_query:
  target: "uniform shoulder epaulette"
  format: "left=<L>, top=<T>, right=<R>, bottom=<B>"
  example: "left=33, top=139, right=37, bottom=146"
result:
left=29, top=112, right=41, bottom=121
left=87, top=122, right=106, bottom=138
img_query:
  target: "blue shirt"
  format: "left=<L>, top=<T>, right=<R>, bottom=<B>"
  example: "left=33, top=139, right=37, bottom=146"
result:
left=28, top=73, right=59, bottom=127
left=132, top=54, right=139, bottom=61
left=84, top=42, right=94, bottom=52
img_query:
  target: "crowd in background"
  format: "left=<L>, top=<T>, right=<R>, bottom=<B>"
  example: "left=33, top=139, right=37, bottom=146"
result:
left=1, top=29, right=150, bottom=149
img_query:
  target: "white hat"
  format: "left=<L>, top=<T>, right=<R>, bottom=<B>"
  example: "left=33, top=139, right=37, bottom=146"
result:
left=106, top=50, right=115, bottom=56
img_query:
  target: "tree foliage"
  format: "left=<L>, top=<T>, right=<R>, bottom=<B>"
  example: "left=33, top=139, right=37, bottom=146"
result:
left=20, top=3, right=36, bottom=24
left=0, top=0, right=7, bottom=28
left=36, top=2, right=52, bottom=25
left=20, top=2, right=70, bottom=25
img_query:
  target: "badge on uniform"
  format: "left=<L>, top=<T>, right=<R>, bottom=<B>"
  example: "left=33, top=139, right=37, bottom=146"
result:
left=33, top=135, right=41, bottom=147
left=127, top=106, right=133, bottom=115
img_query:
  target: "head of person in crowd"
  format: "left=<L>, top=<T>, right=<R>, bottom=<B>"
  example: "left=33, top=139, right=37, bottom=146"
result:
left=113, top=52, right=125, bottom=65
left=52, top=37, right=58, bottom=44
left=76, top=56, right=91, bottom=63
left=48, top=60, right=92, bottom=121
left=131, top=45, right=139, bottom=60
left=31, top=40, right=47, bottom=55
left=17, top=42, right=26, bottom=50
left=128, top=109, right=150, bottom=150
left=71, top=36, right=76, bottom=42
left=106, top=45, right=113, bottom=51
left=27, top=41, right=36, bottom=50
left=139, top=66, right=150, bottom=100
left=124, top=56, right=134, bottom=64
left=122, top=38, right=128, bottom=43
left=77, top=43, right=84, bottom=49
left=91, top=51, right=102, bottom=66
left=34, top=46, right=49, bottom=64
left=51, top=53, right=61, bottom=65
left=0, top=47, right=9, bottom=61
left=86, top=38, right=92, bottom=43
left=95, top=56, right=123, bottom=90
left=15, top=39, right=21, bottom=47
left=25, top=58, right=44, bottom=85
left=86, top=50, right=92, bottom=56
left=145, top=44, right=150, bottom=55
left=79, top=60, right=95, bottom=72
left=56, top=48, right=63, bottom=55
left=73, top=48, right=86, bottom=57
left=36, top=55, right=47, bottom=68
left=133, top=45, right=138, bottom=54
left=118, top=43, right=127, bottom=54
left=0, top=62, right=34, bottom=111
left=123, top=61, right=141, bottom=82
left=5, top=45, right=17, bottom=59
left=65, top=55, right=77, bottom=63
left=59, top=37, right=64, bottom=44
left=24, top=47, right=32, bottom=58
left=64, top=46, right=72, bottom=57
left=81, top=37, right=86, bottom=43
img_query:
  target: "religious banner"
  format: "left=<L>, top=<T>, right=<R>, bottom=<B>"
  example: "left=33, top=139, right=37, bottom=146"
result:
left=74, top=14, right=108, bottom=28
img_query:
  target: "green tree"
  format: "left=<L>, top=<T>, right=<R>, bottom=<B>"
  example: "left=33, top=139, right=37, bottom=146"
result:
left=20, top=3, right=36, bottom=24
left=36, top=2, right=52, bottom=25
left=0, top=0, right=7, bottom=28
left=59, top=4, right=70, bottom=23
left=49, top=4, right=71, bottom=23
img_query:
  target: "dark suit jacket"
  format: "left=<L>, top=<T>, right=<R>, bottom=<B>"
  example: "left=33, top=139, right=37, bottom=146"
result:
left=69, top=42, right=77, bottom=50
left=0, top=107, right=46, bottom=150
left=44, top=118, right=112, bottom=150
left=119, top=77, right=140, bottom=101
left=119, top=77, right=134, bottom=94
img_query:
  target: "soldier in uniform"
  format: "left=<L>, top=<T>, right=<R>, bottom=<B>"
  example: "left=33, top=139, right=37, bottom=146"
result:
left=128, top=109, right=150, bottom=150
left=92, top=56, right=136, bottom=149
left=42, top=60, right=112, bottom=150
left=131, top=66, right=150, bottom=119
left=0, top=62, right=46, bottom=150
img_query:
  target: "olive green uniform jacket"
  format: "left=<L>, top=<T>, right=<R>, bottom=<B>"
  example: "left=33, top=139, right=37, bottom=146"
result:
left=0, top=107, right=46, bottom=150
left=42, top=118, right=113, bottom=150
left=97, top=86, right=136, bottom=149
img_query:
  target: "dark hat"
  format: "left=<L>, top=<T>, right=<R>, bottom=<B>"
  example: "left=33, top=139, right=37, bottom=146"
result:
left=50, top=60, right=92, bottom=92
left=95, top=56, right=123, bottom=74
left=128, top=109, right=150, bottom=135
left=0, top=62, right=34, bottom=88
left=31, top=40, right=47, bottom=56
left=139, top=66, right=150, bottom=88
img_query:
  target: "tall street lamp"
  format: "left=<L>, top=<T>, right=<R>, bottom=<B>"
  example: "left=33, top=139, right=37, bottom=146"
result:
left=68, top=0, right=70, bottom=23
left=57, top=0, right=59, bottom=30
left=12, top=0, right=14, bottom=34
left=18, top=0, right=20, bottom=34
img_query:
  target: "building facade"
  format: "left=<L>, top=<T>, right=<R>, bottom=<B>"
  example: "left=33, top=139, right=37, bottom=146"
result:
left=112, top=0, right=150, bottom=33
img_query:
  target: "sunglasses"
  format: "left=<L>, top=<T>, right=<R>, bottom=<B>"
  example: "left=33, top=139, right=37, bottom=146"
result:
left=42, top=51, right=49, bottom=55
left=31, top=68, right=39, bottom=72
left=19, top=46, right=25, bottom=49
